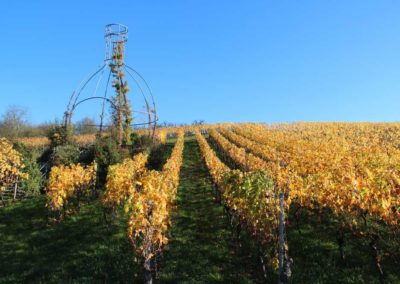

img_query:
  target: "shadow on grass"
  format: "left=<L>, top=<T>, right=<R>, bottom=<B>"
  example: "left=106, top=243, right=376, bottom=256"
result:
left=287, top=207, right=400, bottom=284
left=0, top=197, right=140, bottom=283
left=147, top=141, right=175, bottom=171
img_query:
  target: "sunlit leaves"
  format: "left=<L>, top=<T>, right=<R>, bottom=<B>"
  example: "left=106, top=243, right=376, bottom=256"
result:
left=195, top=130, right=280, bottom=258
left=232, top=123, right=400, bottom=225
left=0, top=138, right=28, bottom=191
left=106, top=131, right=185, bottom=264
left=46, top=162, right=96, bottom=210
left=102, top=152, right=149, bottom=209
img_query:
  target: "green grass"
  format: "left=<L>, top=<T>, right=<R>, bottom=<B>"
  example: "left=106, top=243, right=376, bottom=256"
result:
left=147, top=141, right=175, bottom=171
left=287, top=207, right=400, bottom=284
left=0, top=197, right=140, bottom=283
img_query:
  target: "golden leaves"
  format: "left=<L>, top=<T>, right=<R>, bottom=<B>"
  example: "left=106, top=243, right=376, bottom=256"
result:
left=0, top=138, right=28, bottom=192
left=102, top=152, right=149, bottom=208
left=232, top=123, right=400, bottom=225
left=46, top=161, right=96, bottom=210
left=109, top=131, right=186, bottom=262
left=195, top=130, right=279, bottom=247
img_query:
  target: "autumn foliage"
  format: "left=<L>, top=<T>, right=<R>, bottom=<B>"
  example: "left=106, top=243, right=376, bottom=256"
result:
left=0, top=138, right=28, bottom=191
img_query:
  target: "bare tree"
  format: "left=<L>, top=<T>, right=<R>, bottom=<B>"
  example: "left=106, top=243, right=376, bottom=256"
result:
left=0, top=105, right=28, bottom=139
left=75, top=117, right=97, bottom=135
left=192, top=120, right=205, bottom=126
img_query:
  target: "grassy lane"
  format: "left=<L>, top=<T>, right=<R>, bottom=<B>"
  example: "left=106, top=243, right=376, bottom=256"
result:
left=158, top=138, right=260, bottom=284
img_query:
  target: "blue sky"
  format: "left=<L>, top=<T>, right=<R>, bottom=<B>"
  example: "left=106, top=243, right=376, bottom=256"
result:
left=0, top=1, right=399, bottom=125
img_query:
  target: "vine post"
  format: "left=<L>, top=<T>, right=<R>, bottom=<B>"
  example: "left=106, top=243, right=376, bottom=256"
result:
left=142, top=200, right=154, bottom=284
left=278, top=192, right=291, bottom=284
left=13, top=178, right=19, bottom=200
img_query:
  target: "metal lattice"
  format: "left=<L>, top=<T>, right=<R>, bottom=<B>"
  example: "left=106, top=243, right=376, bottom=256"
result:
left=64, top=23, right=157, bottom=137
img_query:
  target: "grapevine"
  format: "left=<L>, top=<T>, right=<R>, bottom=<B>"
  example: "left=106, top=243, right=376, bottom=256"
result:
left=103, top=130, right=185, bottom=281
left=102, top=152, right=149, bottom=209
left=46, top=162, right=97, bottom=212
left=231, top=124, right=400, bottom=225
left=195, top=130, right=282, bottom=271
left=0, top=138, right=28, bottom=192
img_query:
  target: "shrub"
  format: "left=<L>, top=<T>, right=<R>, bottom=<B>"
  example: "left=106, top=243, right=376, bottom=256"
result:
left=50, top=144, right=81, bottom=167
left=130, top=133, right=154, bottom=154
left=13, top=142, right=44, bottom=195
left=47, top=125, right=74, bottom=147
left=147, top=142, right=166, bottom=170
left=93, top=135, right=123, bottom=186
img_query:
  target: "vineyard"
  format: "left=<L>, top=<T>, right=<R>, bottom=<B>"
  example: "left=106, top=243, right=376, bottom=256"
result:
left=1, top=122, right=400, bottom=283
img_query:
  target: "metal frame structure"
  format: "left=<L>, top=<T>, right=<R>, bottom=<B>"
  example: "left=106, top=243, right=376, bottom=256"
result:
left=64, top=23, right=157, bottom=137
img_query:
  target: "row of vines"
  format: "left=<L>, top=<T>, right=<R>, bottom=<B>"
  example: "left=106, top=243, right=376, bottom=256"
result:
left=44, top=130, right=185, bottom=283
left=205, top=123, right=400, bottom=282
left=3, top=122, right=400, bottom=282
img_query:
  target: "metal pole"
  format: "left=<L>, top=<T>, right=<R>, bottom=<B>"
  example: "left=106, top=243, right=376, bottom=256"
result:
left=13, top=178, right=19, bottom=200
left=278, top=192, right=285, bottom=284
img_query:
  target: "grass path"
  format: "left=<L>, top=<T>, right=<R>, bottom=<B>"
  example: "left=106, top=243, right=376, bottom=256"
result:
left=158, top=138, right=260, bottom=283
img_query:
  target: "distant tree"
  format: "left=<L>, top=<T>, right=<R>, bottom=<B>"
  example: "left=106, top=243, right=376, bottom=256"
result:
left=192, top=120, right=205, bottom=126
left=159, top=121, right=176, bottom=128
left=35, top=121, right=58, bottom=136
left=23, top=120, right=60, bottom=137
left=0, top=105, right=29, bottom=139
left=75, top=117, right=97, bottom=135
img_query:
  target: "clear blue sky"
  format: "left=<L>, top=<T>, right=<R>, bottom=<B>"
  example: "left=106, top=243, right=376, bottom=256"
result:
left=0, top=1, right=399, bottom=125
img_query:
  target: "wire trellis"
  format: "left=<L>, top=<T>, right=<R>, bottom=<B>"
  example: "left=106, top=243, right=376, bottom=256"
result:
left=64, top=23, right=157, bottom=137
